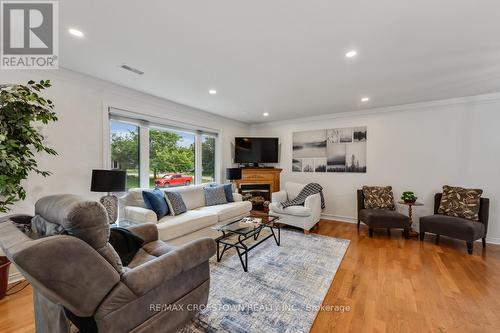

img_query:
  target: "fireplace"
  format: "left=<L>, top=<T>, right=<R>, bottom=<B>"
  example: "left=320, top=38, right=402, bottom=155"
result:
left=240, top=184, right=271, bottom=210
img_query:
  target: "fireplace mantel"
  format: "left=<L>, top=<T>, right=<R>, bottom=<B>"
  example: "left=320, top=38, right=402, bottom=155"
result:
left=235, top=168, right=282, bottom=194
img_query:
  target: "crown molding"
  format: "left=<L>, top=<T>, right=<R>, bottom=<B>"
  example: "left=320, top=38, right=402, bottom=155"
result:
left=252, top=91, right=500, bottom=128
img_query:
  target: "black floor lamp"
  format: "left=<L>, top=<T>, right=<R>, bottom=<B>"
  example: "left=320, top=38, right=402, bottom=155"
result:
left=91, top=169, right=126, bottom=223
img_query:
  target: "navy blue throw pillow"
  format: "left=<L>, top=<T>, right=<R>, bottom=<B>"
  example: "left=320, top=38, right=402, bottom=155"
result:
left=222, top=184, right=234, bottom=202
left=142, top=189, right=169, bottom=220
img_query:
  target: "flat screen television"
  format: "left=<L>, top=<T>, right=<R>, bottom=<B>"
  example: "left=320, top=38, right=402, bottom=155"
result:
left=234, top=137, right=279, bottom=164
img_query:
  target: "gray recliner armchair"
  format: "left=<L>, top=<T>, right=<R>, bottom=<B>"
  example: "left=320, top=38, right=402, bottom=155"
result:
left=0, top=194, right=216, bottom=333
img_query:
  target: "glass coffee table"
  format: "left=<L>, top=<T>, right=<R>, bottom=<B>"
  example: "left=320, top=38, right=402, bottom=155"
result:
left=213, top=213, right=281, bottom=272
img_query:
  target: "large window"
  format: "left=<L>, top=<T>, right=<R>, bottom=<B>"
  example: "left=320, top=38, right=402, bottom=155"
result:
left=108, top=111, right=218, bottom=189
left=202, top=135, right=216, bottom=183
left=149, top=128, right=195, bottom=188
left=110, top=120, right=140, bottom=190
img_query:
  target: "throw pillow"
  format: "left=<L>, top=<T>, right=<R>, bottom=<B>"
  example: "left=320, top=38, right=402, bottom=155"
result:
left=164, top=191, right=187, bottom=216
left=206, top=183, right=234, bottom=202
left=204, top=186, right=228, bottom=206
left=31, top=215, right=66, bottom=236
left=222, top=183, right=234, bottom=202
left=362, top=186, right=395, bottom=210
left=142, top=189, right=169, bottom=220
left=438, top=185, right=483, bottom=221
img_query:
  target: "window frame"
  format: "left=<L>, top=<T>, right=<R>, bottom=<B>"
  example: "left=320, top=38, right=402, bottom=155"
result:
left=104, top=106, right=220, bottom=188
left=108, top=119, right=141, bottom=190
left=201, top=134, right=217, bottom=184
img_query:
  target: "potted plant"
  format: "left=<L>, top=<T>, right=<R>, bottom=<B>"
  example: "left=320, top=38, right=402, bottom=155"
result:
left=401, top=191, right=417, bottom=203
left=0, top=256, right=10, bottom=299
left=0, top=80, right=58, bottom=213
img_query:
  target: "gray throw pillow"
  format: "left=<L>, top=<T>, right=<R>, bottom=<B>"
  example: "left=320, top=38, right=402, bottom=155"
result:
left=204, top=186, right=228, bottom=206
left=31, top=215, right=66, bottom=236
left=164, top=191, right=187, bottom=216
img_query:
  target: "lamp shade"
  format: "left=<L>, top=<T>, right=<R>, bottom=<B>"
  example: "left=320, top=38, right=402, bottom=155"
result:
left=91, top=169, right=126, bottom=192
left=226, top=168, right=242, bottom=180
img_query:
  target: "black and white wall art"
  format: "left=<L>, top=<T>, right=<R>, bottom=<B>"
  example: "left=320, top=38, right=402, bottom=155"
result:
left=293, top=126, right=367, bottom=173
left=292, top=130, right=327, bottom=158
left=302, top=158, right=315, bottom=172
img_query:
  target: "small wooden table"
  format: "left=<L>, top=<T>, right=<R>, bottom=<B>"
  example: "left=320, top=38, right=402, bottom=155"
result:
left=397, top=201, right=424, bottom=238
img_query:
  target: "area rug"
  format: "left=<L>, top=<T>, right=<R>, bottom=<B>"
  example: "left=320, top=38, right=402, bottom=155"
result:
left=179, top=229, right=350, bottom=333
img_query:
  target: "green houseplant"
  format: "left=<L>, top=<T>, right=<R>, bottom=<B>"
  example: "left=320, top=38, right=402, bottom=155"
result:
left=0, top=80, right=58, bottom=213
left=401, top=191, right=417, bottom=203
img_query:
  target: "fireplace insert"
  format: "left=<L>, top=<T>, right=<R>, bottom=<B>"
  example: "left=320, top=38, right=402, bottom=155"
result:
left=240, top=184, right=271, bottom=210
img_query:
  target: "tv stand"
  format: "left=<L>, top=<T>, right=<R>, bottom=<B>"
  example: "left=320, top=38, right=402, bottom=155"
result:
left=234, top=168, right=283, bottom=194
left=239, top=164, right=275, bottom=169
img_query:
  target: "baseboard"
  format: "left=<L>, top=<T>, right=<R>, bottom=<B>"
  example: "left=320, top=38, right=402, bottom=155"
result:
left=484, top=237, right=500, bottom=245
left=321, top=213, right=357, bottom=224
left=8, top=271, right=24, bottom=284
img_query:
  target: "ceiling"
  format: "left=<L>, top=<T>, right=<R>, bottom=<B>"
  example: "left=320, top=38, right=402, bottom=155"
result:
left=60, top=0, right=500, bottom=123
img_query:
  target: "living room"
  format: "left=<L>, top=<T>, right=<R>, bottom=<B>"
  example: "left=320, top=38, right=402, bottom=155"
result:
left=1, top=1, right=500, bottom=332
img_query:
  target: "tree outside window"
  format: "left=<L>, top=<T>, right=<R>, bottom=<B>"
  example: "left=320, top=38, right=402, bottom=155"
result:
left=110, top=121, right=140, bottom=189
left=110, top=119, right=217, bottom=188
left=149, top=128, right=195, bottom=188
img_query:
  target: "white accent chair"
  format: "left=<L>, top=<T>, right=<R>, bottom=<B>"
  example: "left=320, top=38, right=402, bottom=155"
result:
left=269, top=182, right=322, bottom=233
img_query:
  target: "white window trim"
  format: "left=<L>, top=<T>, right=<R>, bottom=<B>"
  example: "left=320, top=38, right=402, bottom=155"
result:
left=139, top=126, right=149, bottom=187
left=194, top=134, right=203, bottom=184
left=103, top=105, right=221, bottom=188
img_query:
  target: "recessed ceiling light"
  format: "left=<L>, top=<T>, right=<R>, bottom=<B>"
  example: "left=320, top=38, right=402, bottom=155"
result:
left=361, top=97, right=370, bottom=102
left=262, top=112, right=269, bottom=117
left=345, top=50, right=357, bottom=58
left=68, top=28, right=84, bottom=38
left=208, top=89, right=217, bottom=95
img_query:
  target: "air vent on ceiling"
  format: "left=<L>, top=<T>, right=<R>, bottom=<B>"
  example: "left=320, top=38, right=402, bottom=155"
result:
left=120, top=64, right=144, bottom=75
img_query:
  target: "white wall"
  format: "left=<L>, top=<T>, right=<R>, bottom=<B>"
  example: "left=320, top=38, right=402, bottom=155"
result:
left=0, top=68, right=249, bottom=281
left=251, top=94, right=500, bottom=243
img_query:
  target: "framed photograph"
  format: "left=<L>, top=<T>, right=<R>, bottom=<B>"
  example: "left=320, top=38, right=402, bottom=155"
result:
left=345, top=142, right=367, bottom=172
left=353, top=126, right=367, bottom=142
left=339, top=128, right=353, bottom=143
left=302, top=158, right=314, bottom=172
left=327, top=129, right=341, bottom=144
left=292, top=158, right=302, bottom=172
left=327, top=143, right=346, bottom=172
left=292, top=130, right=327, bottom=158
left=314, top=158, right=327, bottom=172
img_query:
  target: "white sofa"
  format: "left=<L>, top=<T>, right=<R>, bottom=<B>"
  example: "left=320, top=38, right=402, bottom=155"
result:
left=119, top=184, right=252, bottom=245
left=268, top=182, right=322, bottom=233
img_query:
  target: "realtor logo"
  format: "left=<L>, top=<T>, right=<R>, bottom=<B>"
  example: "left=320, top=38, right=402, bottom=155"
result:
left=1, top=1, right=58, bottom=69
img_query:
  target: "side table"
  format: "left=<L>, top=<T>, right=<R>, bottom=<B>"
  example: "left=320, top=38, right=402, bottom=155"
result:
left=110, top=219, right=143, bottom=229
left=397, top=201, right=423, bottom=238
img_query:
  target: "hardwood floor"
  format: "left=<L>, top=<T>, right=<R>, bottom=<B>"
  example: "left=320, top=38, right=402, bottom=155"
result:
left=311, top=221, right=500, bottom=333
left=1, top=220, right=500, bottom=332
left=0, top=282, right=34, bottom=333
